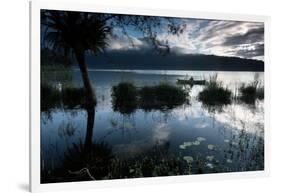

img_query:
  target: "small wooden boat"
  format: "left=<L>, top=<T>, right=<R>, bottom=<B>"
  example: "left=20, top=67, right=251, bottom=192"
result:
left=177, top=78, right=206, bottom=85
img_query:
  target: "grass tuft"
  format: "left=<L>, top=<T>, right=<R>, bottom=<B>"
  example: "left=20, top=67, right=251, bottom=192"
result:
left=198, top=74, right=231, bottom=106
left=111, top=82, right=188, bottom=113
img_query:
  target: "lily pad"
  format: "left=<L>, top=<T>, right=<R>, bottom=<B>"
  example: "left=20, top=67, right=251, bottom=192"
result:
left=192, top=140, right=201, bottom=145
left=206, top=163, right=214, bottom=169
left=183, top=156, right=194, bottom=163
left=207, top=144, right=215, bottom=150
left=179, top=144, right=186, bottom=149
left=226, top=159, right=233, bottom=163
left=197, top=137, right=206, bottom=142
left=206, top=155, right=215, bottom=161
left=183, top=141, right=193, bottom=147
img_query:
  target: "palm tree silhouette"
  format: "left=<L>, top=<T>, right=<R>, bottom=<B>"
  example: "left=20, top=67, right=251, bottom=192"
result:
left=41, top=10, right=186, bottom=107
left=42, top=11, right=111, bottom=106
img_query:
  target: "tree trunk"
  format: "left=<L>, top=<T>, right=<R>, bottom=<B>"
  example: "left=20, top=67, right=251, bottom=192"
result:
left=74, top=50, right=96, bottom=108
left=84, top=108, right=96, bottom=150
left=74, top=50, right=96, bottom=149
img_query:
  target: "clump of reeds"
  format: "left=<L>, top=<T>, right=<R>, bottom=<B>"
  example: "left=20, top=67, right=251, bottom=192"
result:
left=41, top=84, right=61, bottom=111
left=111, top=81, right=138, bottom=114
left=41, top=84, right=96, bottom=111
left=139, top=82, right=187, bottom=110
left=111, top=81, right=188, bottom=113
left=198, top=74, right=232, bottom=106
left=239, top=81, right=264, bottom=104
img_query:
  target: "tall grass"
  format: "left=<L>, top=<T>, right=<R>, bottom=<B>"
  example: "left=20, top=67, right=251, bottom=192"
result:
left=111, top=82, right=138, bottom=114
left=198, top=74, right=231, bottom=106
left=139, top=82, right=187, bottom=110
left=41, top=84, right=61, bottom=111
left=41, top=84, right=96, bottom=111
left=239, top=73, right=264, bottom=104
left=239, top=83, right=264, bottom=104
left=111, top=81, right=188, bottom=113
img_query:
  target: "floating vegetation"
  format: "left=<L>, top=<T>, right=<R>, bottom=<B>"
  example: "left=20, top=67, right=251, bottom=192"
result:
left=183, top=156, right=194, bottom=164
left=206, top=155, right=215, bottom=162
left=206, top=163, right=214, bottom=169
left=197, top=137, right=206, bottom=142
left=226, top=159, right=233, bottom=163
left=179, top=144, right=187, bottom=149
left=224, top=139, right=230, bottom=143
left=192, top=140, right=201, bottom=146
left=183, top=142, right=193, bottom=147
left=179, top=137, right=206, bottom=150
left=207, top=144, right=215, bottom=150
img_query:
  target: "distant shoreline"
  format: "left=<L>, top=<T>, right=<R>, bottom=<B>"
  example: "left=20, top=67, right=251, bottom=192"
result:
left=74, top=67, right=264, bottom=72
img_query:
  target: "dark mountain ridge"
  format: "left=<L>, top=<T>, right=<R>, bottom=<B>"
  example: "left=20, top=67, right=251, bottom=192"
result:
left=84, top=51, right=264, bottom=71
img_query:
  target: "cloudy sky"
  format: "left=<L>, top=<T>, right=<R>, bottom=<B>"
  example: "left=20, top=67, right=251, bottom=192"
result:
left=106, top=18, right=264, bottom=61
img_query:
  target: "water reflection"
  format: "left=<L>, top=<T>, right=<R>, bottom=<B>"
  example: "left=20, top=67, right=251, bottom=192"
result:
left=41, top=70, right=264, bottom=183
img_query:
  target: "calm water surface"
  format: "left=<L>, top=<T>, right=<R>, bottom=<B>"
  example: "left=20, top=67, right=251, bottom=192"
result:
left=41, top=70, right=264, bottom=182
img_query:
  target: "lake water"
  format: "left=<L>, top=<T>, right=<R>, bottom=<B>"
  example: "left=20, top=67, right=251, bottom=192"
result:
left=41, top=69, right=264, bottom=183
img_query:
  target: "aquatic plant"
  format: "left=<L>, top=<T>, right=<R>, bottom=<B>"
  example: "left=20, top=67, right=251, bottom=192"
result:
left=112, top=81, right=189, bottom=113
left=111, top=81, right=138, bottom=114
left=41, top=84, right=96, bottom=111
left=192, top=140, right=201, bottom=146
left=183, top=142, right=193, bottom=147
left=61, top=87, right=94, bottom=108
left=206, top=155, right=215, bottom=161
left=197, top=137, right=206, bottom=142
left=239, top=83, right=264, bottom=104
left=41, top=84, right=61, bottom=111
left=41, top=134, right=264, bottom=183
left=179, top=143, right=191, bottom=149
left=111, top=82, right=137, bottom=112
left=226, top=159, right=233, bottom=163
left=139, top=82, right=188, bottom=110
left=207, top=144, right=215, bottom=150
left=183, top=156, right=194, bottom=164
left=198, top=74, right=231, bottom=106
left=206, top=163, right=214, bottom=169
left=112, top=82, right=138, bottom=103
left=179, top=137, right=207, bottom=150
left=179, top=144, right=187, bottom=149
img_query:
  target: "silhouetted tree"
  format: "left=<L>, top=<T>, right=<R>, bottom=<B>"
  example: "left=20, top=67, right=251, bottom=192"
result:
left=41, top=10, right=185, bottom=106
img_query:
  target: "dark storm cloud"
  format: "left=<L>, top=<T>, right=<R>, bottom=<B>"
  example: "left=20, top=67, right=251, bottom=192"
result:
left=222, top=27, right=264, bottom=46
